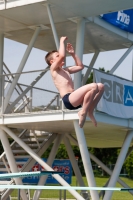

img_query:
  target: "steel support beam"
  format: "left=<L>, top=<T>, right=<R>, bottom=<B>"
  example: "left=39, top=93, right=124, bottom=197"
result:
left=5, top=69, right=48, bottom=113
left=2, top=133, right=57, bottom=200
left=74, top=18, right=85, bottom=89
left=0, top=129, right=28, bottom=200
left=33, top=134, right=63, bottom=200
left=0, top=33, right=4, bottom=112
left=73, top=17, right=99, bottom=200
left=1, top=126, right=85, bottom=200
left=82, top=51, right=99, bottom=85
left=63, top=135, right=85, bottom=186
left=88, top=16, right=133, bottom=42
left=46, top=3, right=59, bottom=49
left=73, top=122, right=99, bottom=200
left=103, top=131, right=133, bottom=200
left=4, top=27, right=41, bottom=112
left=110, top=45, right=133, bottom=74
left=63, top=135, right=90, bottom=200
left=67, top=134, right=133, bottom=195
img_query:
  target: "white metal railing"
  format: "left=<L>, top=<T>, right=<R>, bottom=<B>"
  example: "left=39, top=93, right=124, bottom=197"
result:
left=1, top=64, right=92, bottom=115
left=2, top=64, right=61, bottom=114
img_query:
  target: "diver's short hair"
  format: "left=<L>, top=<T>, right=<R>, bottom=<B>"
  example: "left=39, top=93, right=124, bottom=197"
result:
left=45, top=50, right=58, bottom=66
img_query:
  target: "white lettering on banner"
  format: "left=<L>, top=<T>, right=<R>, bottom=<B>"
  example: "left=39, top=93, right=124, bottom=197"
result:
left=117, top=10, right=130, bottom=25
left=125, top=90, right=133, bottom=103
left=116, top=85, right=122, bottom=102
left=94, top=69, right=133, bottom=118
left=103, top=82, right=112, bottom=100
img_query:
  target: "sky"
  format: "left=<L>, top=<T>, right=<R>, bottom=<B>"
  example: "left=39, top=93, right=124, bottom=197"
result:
left=4, top=38, right=133, bottom=81
left=3, top=38, right=133, bottom=93
left=4, top=38, right=133, bottom=106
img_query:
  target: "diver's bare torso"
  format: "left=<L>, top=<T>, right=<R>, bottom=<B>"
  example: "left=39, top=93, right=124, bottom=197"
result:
left=50, top=67, right=74, bottom=98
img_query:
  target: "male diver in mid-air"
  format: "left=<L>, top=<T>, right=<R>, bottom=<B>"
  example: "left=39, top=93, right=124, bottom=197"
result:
left=45, top=36, right=104, bottom=128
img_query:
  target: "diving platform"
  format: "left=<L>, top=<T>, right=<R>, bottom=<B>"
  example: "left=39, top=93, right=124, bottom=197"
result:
left=0, top=1, right=133, bottom=200
left=0, top=0, right=132, bottom=53
left=1, top=110, right=133, bottom=148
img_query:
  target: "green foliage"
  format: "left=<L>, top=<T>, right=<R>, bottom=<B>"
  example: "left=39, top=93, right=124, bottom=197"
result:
left=0, top=138, right=13, bottom=155
left=56, top=144, right=68, bottom=159
left=86, top=67, right=109, bottom=84
left=89, top=147, right=118, bottom=165
left=0, top=141, right=3, bottom=154
left=86, top=71, right=93, bottom=84
left=124, top=152, right=133, bottom=178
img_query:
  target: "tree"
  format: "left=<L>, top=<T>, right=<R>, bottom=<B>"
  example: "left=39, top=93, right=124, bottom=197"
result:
left=86, top=67, right=109, bottom=85
left=124, top=151, right=133, bottom=178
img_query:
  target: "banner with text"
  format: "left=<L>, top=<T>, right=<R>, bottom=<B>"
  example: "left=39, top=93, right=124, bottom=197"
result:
left=94, top=70, right=133, bottom=118
left=101, top=9, right=133, bottom=33
left=0, top=159, right=72, bottom=184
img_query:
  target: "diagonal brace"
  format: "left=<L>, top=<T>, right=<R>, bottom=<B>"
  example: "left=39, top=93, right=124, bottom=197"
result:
left=5, top=68, right=49, bottom=113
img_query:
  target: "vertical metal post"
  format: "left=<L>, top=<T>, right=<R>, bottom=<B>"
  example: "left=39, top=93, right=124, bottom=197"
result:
left=73, top=17, right=99, bottom=200
left=33, top=134, right=63, bottom=200
left=1, top=75, right=5, bottom=115
left=28, top=189, right=30, bottom=200
left=103, top=131, right=133, bottom=200
left=18, top=189, right=20, bottom=200
left=4, top=27, right=41, bottom=112
left=64, top=190, right=66, bottom=200
left=0, top=33, right=4, bottom=112
left=46, top=3, right=59, bottom=49
left=74, top=18, right=85, bottom=89
left=59, top=187, right=62, bottom=200
left=30, top=88, right=33, bottom=112
left=57, top=94, right=60, bottom=109
left=74, top=122, right=99, bottom=200
left=0, top=129, right=28, bottom=200
left=63, top=136, right=90, bottom=200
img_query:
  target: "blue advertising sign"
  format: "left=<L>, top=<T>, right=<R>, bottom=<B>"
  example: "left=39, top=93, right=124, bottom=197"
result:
left=21, top=159, right=72, bottom=184
left=101, top=9, right=133, bottom=33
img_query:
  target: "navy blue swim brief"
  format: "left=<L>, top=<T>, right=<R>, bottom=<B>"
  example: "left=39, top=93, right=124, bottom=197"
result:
left=62, top=93, right=81, bottom=110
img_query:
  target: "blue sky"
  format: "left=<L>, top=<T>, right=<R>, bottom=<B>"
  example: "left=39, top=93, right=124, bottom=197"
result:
left=4, top=38, right=133, bottom=107
left=4, top=38, right=133, bottom=83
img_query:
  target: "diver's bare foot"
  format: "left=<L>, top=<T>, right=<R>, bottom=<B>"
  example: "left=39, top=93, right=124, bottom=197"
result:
left=88, top=111, right=97, bottom=127
left=78, top=110, right=86, bottom=128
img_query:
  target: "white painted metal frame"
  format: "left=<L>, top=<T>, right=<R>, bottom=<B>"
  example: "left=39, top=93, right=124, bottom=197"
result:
left=74, top=18, right=99, bottom=200
left=88, top=16, right=133, bottom=42
left=0, top=33, right=4, bottom=112
left=74, top=121, right=99, bottom=200
left=4, top=26, right=41, bottom=113
left=0, top=129, right=28, bottom=200
left=110, top=45, right=133, bottom=74
left=33, top=134, right=63, bottom=200
left=82, top=51, right=99, bottom=85
left=0, top=0, right=45, bottom=10
left=1, top=126, right=85, bottom=200
left=63, top=135, right=90, bottom=200
left=46, top=3, right=59, bottom=49
left=5, top=69, right=48, bottom=113
left=74, top=18, right=85, bottom=89
left=67, top=134, right=133, bottom=196
left=0, top=3, right=133, bottom=200
left=103, top=131, right=133, bottom=200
